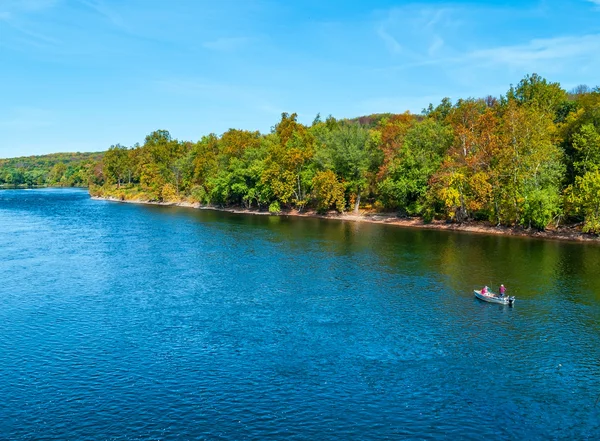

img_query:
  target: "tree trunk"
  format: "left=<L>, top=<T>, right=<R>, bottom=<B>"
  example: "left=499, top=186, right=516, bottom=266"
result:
left=457, top=192, right=466, bottom=222
left=296, top=172, right=303, bottom=211
left=495, top=200, right=500, bottom=226
left=354, top=190, right=361, bottom=213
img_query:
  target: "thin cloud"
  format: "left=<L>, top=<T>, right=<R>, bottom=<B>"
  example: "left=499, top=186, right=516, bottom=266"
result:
left=374, top=5, right=458, bottom=59
left=376, top=25, right=402, bottom=54
left=0, top=0, right=58, bottom=23
left=372, top=2, right=581, bottom=70
left=0, top=0, right=62, bottom=50
left=424, top=7, right=453, bottom=29
left=1, top=0, right=59, bottom=13
left=0, top=16, right=61, bottom=49
left=78, top=0, right=128, bottom=31
left=428, top=35, right=444, bottom=56
left=467, top=33, right=600, bottom=70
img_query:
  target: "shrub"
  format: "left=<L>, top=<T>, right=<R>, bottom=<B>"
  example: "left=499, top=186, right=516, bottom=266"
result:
left=161, top=183, right=178, bottom=202
left=269, top=201, right=281, bottom=214
left=189, top=185, right=208, bottom=204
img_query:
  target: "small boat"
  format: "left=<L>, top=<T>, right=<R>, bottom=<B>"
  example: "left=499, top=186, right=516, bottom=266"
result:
left=474, top=289, right=515, bottom=305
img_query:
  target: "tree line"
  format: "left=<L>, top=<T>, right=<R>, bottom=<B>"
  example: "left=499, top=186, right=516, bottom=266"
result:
left=21, top=74, right=600, bottom=233
left=0, top=152, right=103, bottom=187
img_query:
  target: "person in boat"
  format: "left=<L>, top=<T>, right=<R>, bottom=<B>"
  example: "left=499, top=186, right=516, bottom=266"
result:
left=481, top=286, right=489, bottom=295
left=499, top=284, right=506, bottom=297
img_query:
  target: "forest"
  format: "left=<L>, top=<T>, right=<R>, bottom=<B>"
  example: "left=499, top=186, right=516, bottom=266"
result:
left=4, top=74, right=599, bottom=233
left=0, top=152, right=103, bottom=187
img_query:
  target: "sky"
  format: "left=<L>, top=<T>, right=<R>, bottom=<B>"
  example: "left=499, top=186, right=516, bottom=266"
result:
left=1, top=0, right=599, bottom=157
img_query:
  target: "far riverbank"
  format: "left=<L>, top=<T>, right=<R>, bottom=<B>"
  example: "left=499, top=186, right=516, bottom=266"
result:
left=0, top=184, right=87, bottom=189
left=91, top=195, right=600, bottom=244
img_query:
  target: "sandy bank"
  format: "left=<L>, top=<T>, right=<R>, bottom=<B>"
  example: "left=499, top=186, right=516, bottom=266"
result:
left=91, top=196, right=600, bottom=244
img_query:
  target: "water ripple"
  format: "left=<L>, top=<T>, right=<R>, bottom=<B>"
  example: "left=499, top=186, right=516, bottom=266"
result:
left=0, top=188, right=599, bottom=439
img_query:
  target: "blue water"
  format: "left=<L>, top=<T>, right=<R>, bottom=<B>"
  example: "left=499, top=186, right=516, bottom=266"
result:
left=1, top=188, right=599, bottom=439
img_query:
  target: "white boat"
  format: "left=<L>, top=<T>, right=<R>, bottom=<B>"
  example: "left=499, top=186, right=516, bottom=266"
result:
left=474, top=289, right=515, bottom=305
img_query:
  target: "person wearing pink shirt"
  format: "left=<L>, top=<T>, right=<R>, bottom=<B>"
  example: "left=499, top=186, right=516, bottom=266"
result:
left=499, top=284, right=506, bottom=297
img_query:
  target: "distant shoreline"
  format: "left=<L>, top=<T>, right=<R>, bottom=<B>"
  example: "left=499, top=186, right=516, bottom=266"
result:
left=0, top=184, right=87, bottom=189
left=91, top=195, right=600, bottom=244
left=0, top=184, right=48, bottom=189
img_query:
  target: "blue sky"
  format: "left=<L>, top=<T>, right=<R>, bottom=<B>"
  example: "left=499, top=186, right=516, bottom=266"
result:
left=1, top=0, right=599, bottom=157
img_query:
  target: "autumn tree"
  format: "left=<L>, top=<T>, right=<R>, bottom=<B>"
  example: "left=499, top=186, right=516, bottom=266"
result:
left=137, top=130, right=186, bottom=200
left=374, top=112, right=416, bottom=180
left=428, top=99, right=490, bottom=222
left=261, top=113, right=315, bottom=209
left=311, top=170, right=345, bottom=213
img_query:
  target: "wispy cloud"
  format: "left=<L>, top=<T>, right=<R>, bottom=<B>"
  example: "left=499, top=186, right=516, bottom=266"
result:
left=0, top=0, right=58, bottom=23
left=4, top=20, right=60, bottom=46
left=467, top=33, right=600, bottom=70
left=377, top=32, right=600, bottom=74
left=371, top=0, right=600, bottom=81
left=0, top=1, right=61, bottom=49
left=376, top=25, right=402, bottom=54
left=0, top=0, right=59, bottom=22
left=202, top=37, right=250, bottom=51
left=428, top=35, right=444, bottom=56
left=78, top=0, right=128, bottom=31
left=587, top=0, right=600, bottom=11
left=0, top=0, right=59, bottom=13
left=374, top=5, right=457, bottom=59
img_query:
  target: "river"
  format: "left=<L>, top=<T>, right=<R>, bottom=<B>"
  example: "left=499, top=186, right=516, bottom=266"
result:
left=1, top=188, right=599, bottom=439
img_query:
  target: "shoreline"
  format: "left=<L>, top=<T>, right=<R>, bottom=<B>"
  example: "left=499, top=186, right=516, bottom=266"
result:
left=0, top=184, right=87, bottom=189
left=91, top=195, right=600, bottom=244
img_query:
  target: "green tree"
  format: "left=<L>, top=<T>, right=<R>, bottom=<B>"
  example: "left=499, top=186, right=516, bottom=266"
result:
left=572, top=123, right=600, bottom=175
left=48, top=162, right=67, bottom=185
left=379, top=119, right=452, bottom=214
left=507, top=73, right=567, bottom=119
left=102, top=144, right=129, bottom=187
left=559, top=90, right=600, bottom=183
left=568, top=170, right=600, bottom=233
left=423, top=97, right=453, bottom=122
left=322, top=123, right=371, bottom=213
left=497, top=100, right=564, bottom=229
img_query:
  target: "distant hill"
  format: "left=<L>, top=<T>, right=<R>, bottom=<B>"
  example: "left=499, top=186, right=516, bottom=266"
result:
left=0, top=151, right=104, bottom=187
left=343, top=112, right=424, bottom=128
